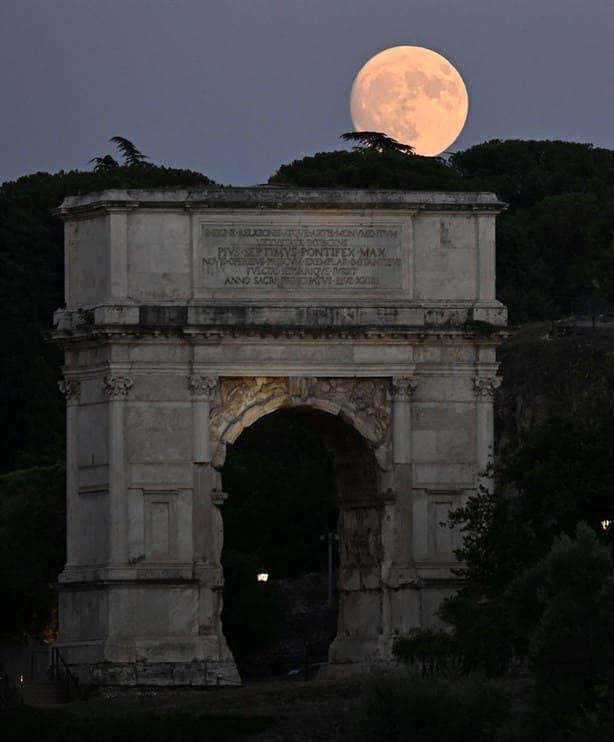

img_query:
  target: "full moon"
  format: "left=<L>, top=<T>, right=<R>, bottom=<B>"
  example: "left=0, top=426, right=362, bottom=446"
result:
left=350, top=46, right=469, bottom=157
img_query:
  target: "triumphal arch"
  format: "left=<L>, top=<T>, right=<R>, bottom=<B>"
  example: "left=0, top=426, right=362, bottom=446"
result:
left=53, top=187, right=506, bottom=685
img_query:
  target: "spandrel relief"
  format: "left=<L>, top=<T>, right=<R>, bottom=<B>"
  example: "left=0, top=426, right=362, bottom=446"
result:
left=210, top=376, right=391, bottom=467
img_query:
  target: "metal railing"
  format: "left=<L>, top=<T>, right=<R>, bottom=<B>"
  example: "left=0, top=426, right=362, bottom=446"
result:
left=49, top=646, right=81, bottom=702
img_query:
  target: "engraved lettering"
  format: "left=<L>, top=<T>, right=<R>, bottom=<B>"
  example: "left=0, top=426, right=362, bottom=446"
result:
left=199, top=222, right=404, bottom=292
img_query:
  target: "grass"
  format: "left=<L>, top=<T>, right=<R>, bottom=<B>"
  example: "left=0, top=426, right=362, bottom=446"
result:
left=3, top=677, right=368, bottom=742
left=3, top=705, right=276, bottom=741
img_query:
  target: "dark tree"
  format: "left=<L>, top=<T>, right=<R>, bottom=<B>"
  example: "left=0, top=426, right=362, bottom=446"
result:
left=340, top=130, right=415, bottom=155
left=89, top=154, right=119, bottom=171
left=109, top=136, right=150, bottom=166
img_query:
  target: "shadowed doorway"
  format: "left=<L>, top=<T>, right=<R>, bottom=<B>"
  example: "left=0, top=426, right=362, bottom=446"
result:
left=220, top=406, right=379, bottom=678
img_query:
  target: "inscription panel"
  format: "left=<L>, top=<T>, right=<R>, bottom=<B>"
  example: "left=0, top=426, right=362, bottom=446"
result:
left=195, top=219, right=408, bottom=297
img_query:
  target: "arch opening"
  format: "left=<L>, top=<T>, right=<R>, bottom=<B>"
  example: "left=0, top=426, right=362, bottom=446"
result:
left=219, top=406, right=380, bottom=678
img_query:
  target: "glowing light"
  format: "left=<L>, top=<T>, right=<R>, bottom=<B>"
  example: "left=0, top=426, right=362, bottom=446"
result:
left=601, top=519, right=612, bottom=531
left=350, top=46, right=469, bottom=157
left=257, top=572, right=269, bottom=582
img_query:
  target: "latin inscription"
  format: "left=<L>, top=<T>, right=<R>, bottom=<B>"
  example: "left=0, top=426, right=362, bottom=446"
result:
left=199, top=223, right=403, bottom=291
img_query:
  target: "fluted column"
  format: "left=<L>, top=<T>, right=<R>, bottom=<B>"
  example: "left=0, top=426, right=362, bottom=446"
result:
left=390, top=376, right=418, bottom=464
left=188, top=375, right=219, bottom=564
left=473, top=376, right=501, bottom=486
left=59, top=379, right=81, bottom=567
left=104, top=374, right=133, bottom=565
left=386, top=376, right=419, bottom=627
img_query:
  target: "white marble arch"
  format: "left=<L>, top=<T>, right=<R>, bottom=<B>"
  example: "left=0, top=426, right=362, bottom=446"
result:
left=53, top=187, right=506, bottom=685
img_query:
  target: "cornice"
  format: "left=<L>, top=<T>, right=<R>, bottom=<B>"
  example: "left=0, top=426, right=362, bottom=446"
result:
left=55, top=187, right=506, bottom=219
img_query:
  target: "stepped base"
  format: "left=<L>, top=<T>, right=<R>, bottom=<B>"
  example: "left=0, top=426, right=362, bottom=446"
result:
left=68, top=659, right=241, bottom=687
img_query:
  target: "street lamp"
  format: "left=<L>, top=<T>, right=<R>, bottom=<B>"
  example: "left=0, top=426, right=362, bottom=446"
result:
left=256, top=571, right=269, bottom=582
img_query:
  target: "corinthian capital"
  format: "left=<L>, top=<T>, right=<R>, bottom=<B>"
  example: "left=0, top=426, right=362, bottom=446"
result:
left=390, top=376, right=418, bottom=402
left=58, top=379, right=81, bottom=404
left=188, top=375, right=218, bottom=401
left=473, top=376, right=501, bottom=400
left=104, top=374, right=133, bottom=398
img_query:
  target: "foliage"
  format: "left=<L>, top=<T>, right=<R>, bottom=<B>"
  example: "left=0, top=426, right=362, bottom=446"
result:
left=505, top=525, right=614, bottom=715
left=340, top=130, right=415, bottom=154
left=448, top=387, right=614, bottom=586
left=88, top=154, right=119, bottom=171
left=0, top=463, right=65, bottom=638
left=269, top=149, right=463, bottom=190
left=90, top=136, right=150, bottom=169
left=496, top=191, right=614, bottom=320
left=568, top=687, right=614, bottom=742
left=434, top=524, right=614, bottom=737
left=109, top=136, right=150, bottom=166
left=392, top=628, right=457, bottom=675
left=450, top=139, right=614, bottom=210
left=364, top=671, right=507, bottom=742
left=439, top=337, right=614, bottom=676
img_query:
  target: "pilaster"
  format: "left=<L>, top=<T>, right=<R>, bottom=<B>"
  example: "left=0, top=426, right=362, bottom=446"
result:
left=188, top=375, right=219, bottom=565
left=104, top=373, right=133, bottom=565
left=389, top=376, right=418, bottom=464
left=58, top=378, right=81, bottom=566
left=106, top=209, right=130, bottom=301
left=473, top=375, right=501, bottom=484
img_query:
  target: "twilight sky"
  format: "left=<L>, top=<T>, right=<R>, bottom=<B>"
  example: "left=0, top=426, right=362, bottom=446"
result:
left=1, top=0, right=614, bottom=186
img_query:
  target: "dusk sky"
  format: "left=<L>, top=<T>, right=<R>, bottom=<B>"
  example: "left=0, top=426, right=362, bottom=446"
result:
left=1, top=0, right=614, bottom=186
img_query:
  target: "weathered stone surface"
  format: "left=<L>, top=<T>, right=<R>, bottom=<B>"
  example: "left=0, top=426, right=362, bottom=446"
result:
left=54, top=187, right=505, bottom=684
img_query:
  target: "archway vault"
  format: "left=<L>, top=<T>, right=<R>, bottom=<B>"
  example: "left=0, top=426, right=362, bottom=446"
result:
left=218, top=397, right=387, bottom=670
left=210, top=376, right=392, bottom=471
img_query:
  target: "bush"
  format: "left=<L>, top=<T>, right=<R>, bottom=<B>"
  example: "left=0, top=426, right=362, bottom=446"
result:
left=364, top=671, right=507, bottom=742
left=0, top=463, right=65, bottom=638
left=505, top=524, right=614, bottom=716
left=392, top=628, right=457, bottom=675
left=568, top=687, right=614, bottom=742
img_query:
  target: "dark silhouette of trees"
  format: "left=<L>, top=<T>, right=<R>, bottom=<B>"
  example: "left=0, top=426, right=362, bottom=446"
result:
left=89, top=154, right=119, bottom=171
left=109, top=136, right=150, bottom=166
left=89, top=136, right=150, bottom=170
left=340, top=131, right=415, bottom=155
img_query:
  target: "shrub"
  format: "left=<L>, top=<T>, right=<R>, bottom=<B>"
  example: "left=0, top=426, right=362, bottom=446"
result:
left=567, top=687, right=614, bottom=742
left=364, top=671, right=507, bottom=742
left=392, top=628, right=457, bottom=675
